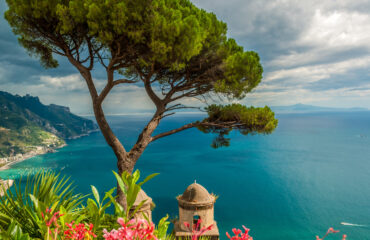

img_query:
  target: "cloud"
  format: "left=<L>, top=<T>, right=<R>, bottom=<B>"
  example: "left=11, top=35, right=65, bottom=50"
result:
left=270, top=9, right=370, bottom=68
left=244, top=84, right=370, bottom=108
left=265, top=56, right=370, bottom=84
left=1, top=0, right=370, bottom=113
left=301, top=10, right=370, bottom=48
left=40, top=74, right=86, bottom=91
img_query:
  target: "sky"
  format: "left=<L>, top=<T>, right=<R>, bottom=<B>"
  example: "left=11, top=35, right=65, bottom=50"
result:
left=1, top=0, right=370, bottom=115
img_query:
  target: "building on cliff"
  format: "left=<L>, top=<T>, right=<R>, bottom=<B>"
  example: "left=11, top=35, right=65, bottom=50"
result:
left=173, top=182, right=219, bottom=240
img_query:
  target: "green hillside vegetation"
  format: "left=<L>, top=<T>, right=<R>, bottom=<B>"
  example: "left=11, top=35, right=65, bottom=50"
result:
left=0, top=91, right=97, bottom=158
left=0, top=91, right=97, bottom=139
left=0, top=124, right=64, bottom=158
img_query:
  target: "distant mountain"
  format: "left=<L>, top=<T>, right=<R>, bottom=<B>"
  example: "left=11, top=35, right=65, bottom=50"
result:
left=271, top=103, right=368, bottom=113
left=0, top=91, right=98, bottom=158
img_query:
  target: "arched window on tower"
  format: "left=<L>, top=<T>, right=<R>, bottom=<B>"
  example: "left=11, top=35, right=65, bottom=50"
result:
left=193, top=215, right=201, bottom=231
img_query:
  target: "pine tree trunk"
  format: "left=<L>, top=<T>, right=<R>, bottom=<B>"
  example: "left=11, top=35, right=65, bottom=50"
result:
left=92, top=101, right=133, bottom=210
left=91, top=92, right=163, bottom=210
left=116, top=154, right=136, bottom=209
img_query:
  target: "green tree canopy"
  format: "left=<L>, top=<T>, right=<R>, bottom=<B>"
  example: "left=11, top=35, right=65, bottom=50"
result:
left=5, top=0, right=278, bottom=205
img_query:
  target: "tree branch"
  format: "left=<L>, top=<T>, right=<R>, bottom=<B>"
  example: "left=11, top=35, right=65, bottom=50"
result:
left=64, top=48, right=99, bottom=101
left=142, top=67, right=163, bottom=109
left=151, top=122, right=199, bottom=142
left=113, top=79, right=137, bottom=86
left=86, top=38, right=94, bottom=70
left=151, top=120, right=240, bottom=142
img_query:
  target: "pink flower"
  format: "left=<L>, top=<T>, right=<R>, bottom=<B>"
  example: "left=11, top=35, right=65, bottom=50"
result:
left=42, top=209, right=64, bottom=228
left=117, top=218, right=125, bottom=226
left=226, top=226, right=253, bottom=240
left=327, top=228, right=340, bottom=234
left=317, top=227, right=344, bottom=240
left=183, top=219, right=213, bottom=240
left=103, top=218, right=157, bottom=240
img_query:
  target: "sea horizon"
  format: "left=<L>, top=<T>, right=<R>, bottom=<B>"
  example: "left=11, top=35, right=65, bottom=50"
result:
left=1, top=111, right=370, bottom=240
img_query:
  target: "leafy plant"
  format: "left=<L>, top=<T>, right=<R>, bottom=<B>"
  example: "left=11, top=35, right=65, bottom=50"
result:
left=0, top=169, right=173, bottom=239
left=81, top=186, right=118, bottom=238
left=0, top=220, right=32, bottom=240
left=0, top=171, right=85, bottom=238
left=113, top=170, right=158, bottom=222
left=155, top=215, right=171, bottom=240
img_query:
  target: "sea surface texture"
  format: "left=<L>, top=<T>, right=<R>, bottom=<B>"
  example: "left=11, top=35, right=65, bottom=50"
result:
left=1, top=112, right=369, bottom=240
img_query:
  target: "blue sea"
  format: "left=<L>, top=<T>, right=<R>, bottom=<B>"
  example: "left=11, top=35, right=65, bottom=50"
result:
left=1, top=112, right=370, bottom=240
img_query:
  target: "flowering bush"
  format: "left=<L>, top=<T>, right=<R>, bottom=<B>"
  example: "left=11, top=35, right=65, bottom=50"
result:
left=0, top=170, right=351, bottom=240
left=183, top=219, right=213, bottom=240
left=103, top=217, right=157, bottom=240
left=64, top=222, right=97, bottom=240
left=41, top=208, right=97, bottom=240
left=41, top=208, right=63, bottom=240
left=226, top=226, right=253, bottom=240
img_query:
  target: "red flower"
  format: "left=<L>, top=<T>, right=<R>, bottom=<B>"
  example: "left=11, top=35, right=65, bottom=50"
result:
left=42, top=209, right=64, bottom=228
left=317, top=227, right=345, bottom=240
left=182, top=219, right=213, bottom=240
left=103, top=218, right=157, bottom=240
left=327, top=228, right=340, bottom=234
left=64, top=222, right=97, bottom=239
left=226, top=226, right=253, bottom=240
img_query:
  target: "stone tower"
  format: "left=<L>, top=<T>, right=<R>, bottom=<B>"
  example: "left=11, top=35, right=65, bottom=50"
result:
left=131, top=189, right=153, bottom=222
left=173, top=182, right=219, bottom=240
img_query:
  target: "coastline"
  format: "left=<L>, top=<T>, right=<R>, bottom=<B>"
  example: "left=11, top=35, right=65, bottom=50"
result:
left=67, top=129, right=99, bottom=140
left=0, top=129, right=99, bottom=172
left=0, top=143, right=67, bottom=171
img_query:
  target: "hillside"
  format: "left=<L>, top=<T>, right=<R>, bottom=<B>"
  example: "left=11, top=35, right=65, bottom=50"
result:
left=0, top=91, right=98, bottom=159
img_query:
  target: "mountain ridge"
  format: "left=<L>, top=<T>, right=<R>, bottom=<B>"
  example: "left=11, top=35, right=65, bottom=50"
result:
left=0, top=91, right=98, bottom=159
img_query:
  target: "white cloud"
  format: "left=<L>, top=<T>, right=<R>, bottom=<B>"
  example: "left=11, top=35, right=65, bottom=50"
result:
left=269, top=9, right=370, bottom=68
left=265, top=56, right=370, bottom=84
left=301, top=10, right=370, bottom=48
left=40, top=74, right=86, bottom=91
left=244, top=85, right=370, bottom=108
left=2, top=0, right=370, bottom=111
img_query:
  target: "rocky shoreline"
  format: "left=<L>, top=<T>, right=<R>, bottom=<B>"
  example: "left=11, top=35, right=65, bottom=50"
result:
left=67, top=129, right=99, bottom=140
left=0, top=144, right=67, bottom=171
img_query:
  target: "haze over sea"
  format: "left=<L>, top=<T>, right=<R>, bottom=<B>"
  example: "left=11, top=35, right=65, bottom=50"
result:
left=1, top=112, right=370, bottom=240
